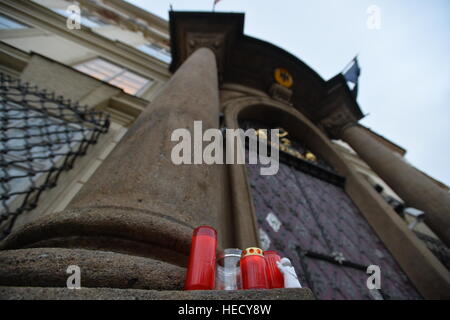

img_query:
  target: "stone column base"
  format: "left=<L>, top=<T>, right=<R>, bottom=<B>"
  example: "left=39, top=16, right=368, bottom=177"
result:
left=0, top=247, right=315, bottom=300
left=0, top=248, right=185, bottom=290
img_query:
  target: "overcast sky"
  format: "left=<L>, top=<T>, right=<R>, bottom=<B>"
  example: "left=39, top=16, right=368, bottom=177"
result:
left=129, top=0, right=450, bottom=186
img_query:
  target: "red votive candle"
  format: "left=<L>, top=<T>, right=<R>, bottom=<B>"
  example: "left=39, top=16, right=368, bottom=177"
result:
left=184, top=226, right=217, bottom=290
left=264, top=250, right=284, bottom=289
left=240, top=247, right=269, bottom=290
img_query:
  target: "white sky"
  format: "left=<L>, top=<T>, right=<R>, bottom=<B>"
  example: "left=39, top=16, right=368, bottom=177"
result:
left=129, top=0, right=450, bottom=186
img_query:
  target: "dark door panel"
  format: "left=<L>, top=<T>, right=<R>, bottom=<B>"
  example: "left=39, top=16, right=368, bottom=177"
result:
left=246, top=150, right=421, bottom=299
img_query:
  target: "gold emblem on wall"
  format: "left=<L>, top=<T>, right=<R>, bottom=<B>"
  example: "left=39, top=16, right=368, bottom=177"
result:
left=274, top=68, right=294, bottom=88
left=254, top=127, right=317, bottom=163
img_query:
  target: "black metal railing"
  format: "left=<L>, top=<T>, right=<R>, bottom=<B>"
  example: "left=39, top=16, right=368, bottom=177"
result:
left=0, top=73, right=109, bottom=239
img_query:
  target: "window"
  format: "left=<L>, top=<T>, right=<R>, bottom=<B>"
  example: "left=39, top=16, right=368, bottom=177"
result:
left=0, top=14, right=28, bottom=30
left=138, top=43, right=171, bottom=64
left=74, top=58, right=152, bottom=95
left=52, top=8, right=109, bottom=28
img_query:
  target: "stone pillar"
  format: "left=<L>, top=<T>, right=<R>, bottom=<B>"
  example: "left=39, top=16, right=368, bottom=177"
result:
left=0, top=48, right=223, bottom=286
left=340, top=124, right=450, bottom=247
left=68, top=46, right=223, bottom=239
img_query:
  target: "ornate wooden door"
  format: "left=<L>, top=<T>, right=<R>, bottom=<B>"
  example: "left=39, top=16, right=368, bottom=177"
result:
left=242, top=120, right=421, bottom=299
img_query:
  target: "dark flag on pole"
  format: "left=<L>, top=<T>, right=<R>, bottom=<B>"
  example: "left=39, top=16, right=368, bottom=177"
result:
left=213, top=0, right=222, bottom=11
left=342, top=56, right=361, bottom=99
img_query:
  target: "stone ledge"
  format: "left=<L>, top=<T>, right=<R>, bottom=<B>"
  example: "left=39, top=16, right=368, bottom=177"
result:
left=0, top=286, right=315, bottom=300
left=0, top=248, right=185, bottom=291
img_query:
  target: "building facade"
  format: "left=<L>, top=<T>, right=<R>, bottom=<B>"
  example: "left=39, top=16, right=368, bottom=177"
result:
left=0, top=0, right=449, bottom=299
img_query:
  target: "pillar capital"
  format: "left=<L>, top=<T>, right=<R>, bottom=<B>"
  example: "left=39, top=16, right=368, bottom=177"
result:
left=186, top=33, right=225, bottom=67
left=316, top=74, right=364, bottom=139
left=169, top=11, right=244, bottom=78
left=319, top=106, right=359, bottom=139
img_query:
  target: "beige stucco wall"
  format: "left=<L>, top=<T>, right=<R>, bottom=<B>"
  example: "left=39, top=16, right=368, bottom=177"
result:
left=2, top=33, right=96, bottom=65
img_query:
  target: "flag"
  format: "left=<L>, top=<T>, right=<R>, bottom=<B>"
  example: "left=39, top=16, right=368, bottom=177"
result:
left=342, top=57, right=361, bottom=98
left=212, top=0, right=222, bottom=11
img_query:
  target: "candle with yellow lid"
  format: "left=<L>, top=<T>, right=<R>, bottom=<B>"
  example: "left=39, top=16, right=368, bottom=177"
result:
left=240, top=247, right=269, bottom=289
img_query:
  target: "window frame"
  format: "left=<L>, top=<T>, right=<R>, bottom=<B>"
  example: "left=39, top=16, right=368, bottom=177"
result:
left=51, top=7, right=110, bottom=29
left=0, top=13, right=28, bottom=30
left=137, top=43, right=172, bottom=64
left=73, top=57, right=154, bottom=96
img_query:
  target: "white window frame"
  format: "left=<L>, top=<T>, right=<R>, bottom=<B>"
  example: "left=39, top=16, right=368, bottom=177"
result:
left=73, top=57, right=154, bottom=96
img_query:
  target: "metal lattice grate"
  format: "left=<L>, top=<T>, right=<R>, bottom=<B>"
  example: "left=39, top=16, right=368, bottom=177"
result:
left=0, top=73, right=109, bottom=239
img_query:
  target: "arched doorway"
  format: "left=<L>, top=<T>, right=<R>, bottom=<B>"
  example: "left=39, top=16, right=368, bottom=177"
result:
left=224, top=97, right=421, bottom=299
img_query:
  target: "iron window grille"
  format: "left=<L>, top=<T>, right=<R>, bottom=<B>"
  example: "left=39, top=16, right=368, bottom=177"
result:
left=0, top=73, right=109, bottom=240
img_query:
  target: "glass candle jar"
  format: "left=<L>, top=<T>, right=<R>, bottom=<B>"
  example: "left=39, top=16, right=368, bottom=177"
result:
left=215, top=248, right=242, bottom=290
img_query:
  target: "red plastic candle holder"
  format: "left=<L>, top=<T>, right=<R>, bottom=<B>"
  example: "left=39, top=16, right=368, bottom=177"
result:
left=184, top=226, right=217, bottom=290
left=264, top=250, right=284, bottom=289
left=240, top=247, right=269, bottom=290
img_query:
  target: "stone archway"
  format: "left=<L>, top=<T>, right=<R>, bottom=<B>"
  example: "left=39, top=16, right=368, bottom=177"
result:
left=223, top=95, right=449, bottom=299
